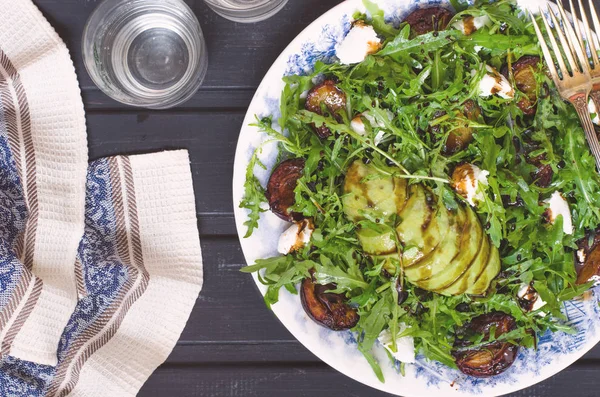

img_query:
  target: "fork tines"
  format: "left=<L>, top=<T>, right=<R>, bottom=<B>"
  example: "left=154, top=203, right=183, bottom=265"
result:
left=530, top=3, right=590, bottom=81
left=530, top=1, right=600, bottom=172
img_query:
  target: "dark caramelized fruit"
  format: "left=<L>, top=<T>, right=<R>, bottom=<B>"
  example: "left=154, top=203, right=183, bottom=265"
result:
left=452, top=312, right=519, bottom=378
left=436, top=100, right=481, bottom=154
left=300, top=276, right=359, bottom=331
left=403, top=7, right=455, bottom=36
left=305, top=80, right=347, bottom=138
left=512, top=56, right=541, bottom=116
left=576, top=228, right=600, bottom=285
left=266, top=158, right=305, bottom=222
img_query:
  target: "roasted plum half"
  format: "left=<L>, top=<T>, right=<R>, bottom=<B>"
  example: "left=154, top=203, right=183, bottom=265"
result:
left=304, top=80, right=347, bottom=139
left=403, top=7, right=455, bottom=36
left=512, top=56, right=541, bottom=116
left=446, top=100, right=481, bottom=154
left=452, top=312, right=519, bottom=378
left=576, top=228, right=600, bottom=285
left=431, top=100, right=481, bottom=154
left=266, top=158, right=305, bottom=222
left=300, top=276, right=359, bottom=331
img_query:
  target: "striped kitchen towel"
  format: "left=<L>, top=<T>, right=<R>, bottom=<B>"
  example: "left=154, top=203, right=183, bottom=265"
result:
left=0, top=0, right=204, bottom=396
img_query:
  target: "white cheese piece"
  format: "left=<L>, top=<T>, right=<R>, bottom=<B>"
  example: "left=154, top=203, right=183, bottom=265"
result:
left=351, top=115, right=367, bottom=135
left=378, top=325, right=416, bottom=364
left=588, top=99, right=600, bottom=125
left=336, top=23, right=382, bottom=65
left=532, top=297, right=547, bottom=312
left=577, top=248, right=587, bottom=264
left=453, top=15, right=491, bottom=35
left=546, top=191, right=573, bottom=235
left=277, top=219, right=314, bottom=255
left=518, top=284, right=547, bottom=312
left=478, top=65, right=514, bottom=99
left=452, top=164, right=490, bottom=207
left=474, top=45, right=484, bottom=53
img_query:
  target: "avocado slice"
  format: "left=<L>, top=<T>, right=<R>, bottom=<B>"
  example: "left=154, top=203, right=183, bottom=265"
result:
left=412, top=206, right=483, bottom=292
left=342, top=161, right=408, bottom=222
left=466, top=244, right=501, bottom=295
left=437, top=233, right=491, bottom=296
left=395, top=185, right=437, bottom=265
left=357, top=184, right=433, bottom=257
left=404, top=206, right=466, bottom=282
left=357, top=226, right=396, bottom=255
left=398, top=187, right=451, bottom=268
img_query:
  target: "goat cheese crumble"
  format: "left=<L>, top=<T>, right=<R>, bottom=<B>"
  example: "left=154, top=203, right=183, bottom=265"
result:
left=277, top=219, right=314, bottom=255
left=452, top=164, right=490, bottom=207
left=477, top=65, right=514, bottom=99
left=336, top=23, right=382, bottom=65
left=546, top=191, right=573, bottom=235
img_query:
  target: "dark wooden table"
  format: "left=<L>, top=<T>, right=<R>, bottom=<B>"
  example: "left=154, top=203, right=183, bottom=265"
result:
left=30, top=1, right=600, bottom=396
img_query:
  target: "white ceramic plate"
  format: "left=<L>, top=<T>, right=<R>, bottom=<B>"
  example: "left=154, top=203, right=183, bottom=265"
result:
left=232, top=1, right=600, bottom=395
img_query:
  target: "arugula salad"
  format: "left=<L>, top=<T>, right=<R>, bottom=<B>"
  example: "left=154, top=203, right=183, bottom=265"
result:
left=240, top=0, right=600, bottom=380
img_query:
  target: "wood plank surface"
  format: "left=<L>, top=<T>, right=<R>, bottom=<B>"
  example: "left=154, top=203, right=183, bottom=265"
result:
left=139, top=364, right=600, bottom=397
left=87, top=111, right=243, bottom=213
left=28, top=0, right=600, bottom=396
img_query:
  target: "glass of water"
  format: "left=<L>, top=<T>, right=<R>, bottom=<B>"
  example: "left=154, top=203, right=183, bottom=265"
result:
left=203, top=0, right=289, bottom=23
left=83, top=0, right=208, bottom=109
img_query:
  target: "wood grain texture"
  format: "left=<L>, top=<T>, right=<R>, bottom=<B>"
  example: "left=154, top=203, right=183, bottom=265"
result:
left=139, top=363, right=600, bottom=397
left=87, top=111, right=243, bottom=213
left=28, top=0, right=600, bottom=396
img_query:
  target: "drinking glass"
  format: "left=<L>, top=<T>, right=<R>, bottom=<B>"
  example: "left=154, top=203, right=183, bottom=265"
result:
left=83, top=0, right=208, bottom=109
left=203, top=0, right=289, bottom=23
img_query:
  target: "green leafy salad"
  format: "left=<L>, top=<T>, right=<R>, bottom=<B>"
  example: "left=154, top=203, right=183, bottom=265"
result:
left=240, top=0, right=600, bottom=381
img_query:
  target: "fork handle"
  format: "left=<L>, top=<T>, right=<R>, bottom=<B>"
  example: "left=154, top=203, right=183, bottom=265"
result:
left=591, top=91, right=600, bottom=122
left=571, top=94, right=600, bottom=172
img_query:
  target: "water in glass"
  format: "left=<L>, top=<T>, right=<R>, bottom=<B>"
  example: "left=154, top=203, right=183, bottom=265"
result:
left=83, top=0, right=208, bottom=109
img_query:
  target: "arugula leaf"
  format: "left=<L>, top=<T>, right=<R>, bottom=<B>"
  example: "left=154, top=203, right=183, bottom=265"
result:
left=359, top=291, right=392, bottom=350
left=379, top=31, right=458, bottom=57
left=458, top=30, right=536, bottom=55
left=239, top=150, right=267, bottom=238
left=358, top=345, right=386, bottom=383
left=314, top=254, right=369, bottom=291
left=431, top=50, right=445, bottom=91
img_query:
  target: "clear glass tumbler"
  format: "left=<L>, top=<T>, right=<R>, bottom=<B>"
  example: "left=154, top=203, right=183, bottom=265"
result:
left=83, top=0, right=208, bottom=109
left=203, top=0, right=289, bottom=23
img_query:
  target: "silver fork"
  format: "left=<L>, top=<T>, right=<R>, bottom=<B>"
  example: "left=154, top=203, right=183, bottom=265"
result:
left=530, top=4, right=600, bottom=171
left=567, top=0, right=600, bottom=113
